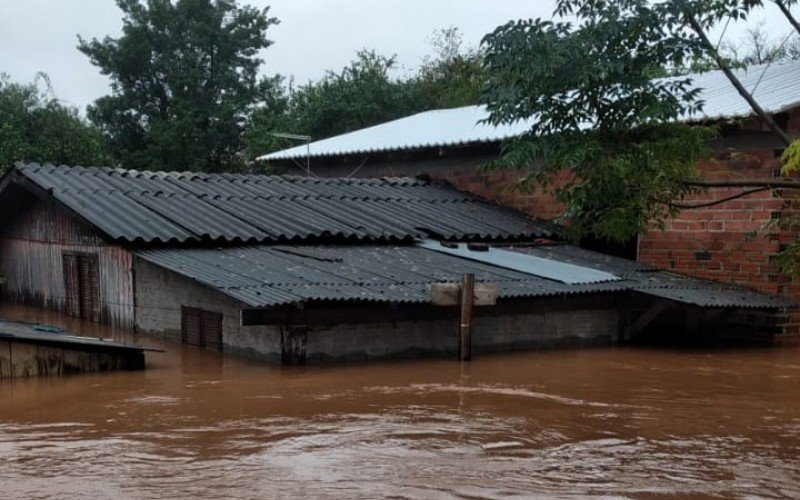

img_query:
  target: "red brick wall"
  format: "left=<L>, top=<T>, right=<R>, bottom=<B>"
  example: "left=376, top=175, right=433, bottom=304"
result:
left=429, top=109, right=800, bottom=301
left=429, top=167, right=568, bottom=220
left=311, top=109, right=800, bottom=306
left=639, top=109, right=800, bottom=299
left=638, top=150, right=791, bottom=296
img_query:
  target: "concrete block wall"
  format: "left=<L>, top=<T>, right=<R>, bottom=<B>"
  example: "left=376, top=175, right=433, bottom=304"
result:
left=307, top=305, right=619, bottom=363
left=133, top=258, right=282, bottom=361
left=472, top=308, right=617, bottom=351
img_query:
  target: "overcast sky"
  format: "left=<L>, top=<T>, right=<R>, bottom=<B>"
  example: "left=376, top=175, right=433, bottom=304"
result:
left=0, top=0, right=794, bottom=112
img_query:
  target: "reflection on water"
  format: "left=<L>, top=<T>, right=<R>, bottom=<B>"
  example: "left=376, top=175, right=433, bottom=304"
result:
left=1, top=303, right=799, bottom=499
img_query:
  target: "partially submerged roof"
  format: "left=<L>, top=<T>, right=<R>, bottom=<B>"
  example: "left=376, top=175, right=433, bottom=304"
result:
left=260, top=60, right=800, bottom=161
left=136, top=242, right=792, bottom=310
left=4, top=163, right=552, bottom=245
left=0, top=319, right=162, bottom=353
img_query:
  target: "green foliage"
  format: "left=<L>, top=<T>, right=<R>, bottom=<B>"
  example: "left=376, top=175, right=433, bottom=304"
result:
left=79, top=0, right=277, bottom=172
left=481, top=0, right=716, bottom=242
left=0, top=74, right=111, bottom=172
left=245, top=50, right=417, bottom=159
left=246, top=28, right=487, bottom=158
left=782, top=140, right=800, bottom=175
left=289, top=50, right=418, bottom=140
left=410, top=27, right=485, bottom=109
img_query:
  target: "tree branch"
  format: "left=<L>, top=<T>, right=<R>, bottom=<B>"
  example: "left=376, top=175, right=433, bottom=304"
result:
left=775, top=1, right=800, bottom=36
left=685, top=12, right=794, bottom=147
left=683, top=178, right=800, bottom=188
left=660, top=187, right=770, bottom=209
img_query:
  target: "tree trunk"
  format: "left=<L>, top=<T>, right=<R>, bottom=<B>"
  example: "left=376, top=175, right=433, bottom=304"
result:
left=775, top=1, right=800, bottom=36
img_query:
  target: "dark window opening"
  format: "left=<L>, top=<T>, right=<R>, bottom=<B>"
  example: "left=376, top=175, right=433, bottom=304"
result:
left=181, top=306, right=223, bottom=352
left=63, top=252, right=100, bottom=322
left=579, top=235, right=638, bottom=261
left=281, top=325, right=308, bottom=365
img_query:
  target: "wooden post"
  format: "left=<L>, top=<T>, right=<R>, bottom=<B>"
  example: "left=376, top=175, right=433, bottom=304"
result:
left=459, top=273, right=474, bottom=362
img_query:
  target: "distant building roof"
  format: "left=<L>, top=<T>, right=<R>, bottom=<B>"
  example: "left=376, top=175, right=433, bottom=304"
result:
left=136, top=242, right=792, bottom=310
left=5, top=163, right=552, bottom=245
left=260, top=60, right=800, bottom=162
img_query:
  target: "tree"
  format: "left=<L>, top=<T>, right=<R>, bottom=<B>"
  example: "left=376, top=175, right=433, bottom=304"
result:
left=247, top=28, right=489, bottom=159
left=245, top=50, right=418, bottom=159
left=79, top=0, right=278, bottom=172
left=481, top=0, right=716, bottom=242
left=287, top=50, right=418, bottom=141
left=724, top=23, right=800, bottom=65
left=410, top=27, right=486, bottom=109
left=481, top=0, right=800, bottom=243
left=0, top=73, right=111, bottom=172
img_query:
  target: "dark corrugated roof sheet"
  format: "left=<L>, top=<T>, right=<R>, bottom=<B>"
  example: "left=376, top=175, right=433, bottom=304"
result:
left=509, top=245, right=795, bottom=309
left=135, top=243, right=793, bottom=310
left=11, top=163, right=552, bottom=244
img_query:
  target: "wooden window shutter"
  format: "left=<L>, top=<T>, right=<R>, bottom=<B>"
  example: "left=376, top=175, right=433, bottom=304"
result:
left=181, top=307, right=202, bottom=347
left=78, top=255, right=101, bottom=323
left=201, top=310, right=223, bottom=352
left=181, top=307, right=223, bottom=352
left=62, top=254, right=80, bottom=318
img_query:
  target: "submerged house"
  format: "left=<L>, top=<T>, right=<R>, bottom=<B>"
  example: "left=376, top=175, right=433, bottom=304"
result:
left=260, top=60, right=800, bottom=299
left=0, top=163, right=794, bottom=364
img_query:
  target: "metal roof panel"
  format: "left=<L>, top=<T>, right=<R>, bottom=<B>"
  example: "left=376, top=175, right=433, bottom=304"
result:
left=260, top=61, right=800, bottom=161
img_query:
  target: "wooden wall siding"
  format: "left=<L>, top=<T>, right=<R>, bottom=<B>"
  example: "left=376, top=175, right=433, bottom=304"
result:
left=0, top=199, right=135, bottom=328
left=0, top=198, right=106, bottom=245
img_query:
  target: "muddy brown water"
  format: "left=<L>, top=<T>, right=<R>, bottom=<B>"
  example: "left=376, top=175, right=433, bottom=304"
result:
left=0, top=304, right=799, bottom=499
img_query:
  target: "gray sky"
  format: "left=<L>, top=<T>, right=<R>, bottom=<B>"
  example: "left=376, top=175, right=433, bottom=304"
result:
left=0, top=0, right=794, bottom=112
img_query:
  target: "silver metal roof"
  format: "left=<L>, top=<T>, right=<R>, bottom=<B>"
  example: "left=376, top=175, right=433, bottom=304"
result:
left=135, top=243, right=793, bottom=310
left=260, top=60, right=800, bottom=161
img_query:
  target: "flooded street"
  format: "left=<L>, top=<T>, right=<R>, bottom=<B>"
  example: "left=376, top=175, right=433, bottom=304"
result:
left=1, top=304, right=799, bottom=499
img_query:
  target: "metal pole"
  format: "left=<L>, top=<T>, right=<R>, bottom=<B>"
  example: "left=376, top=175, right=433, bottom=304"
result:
left=459, top=273, right=474, bottom=362
left=306, top=139, right=311, bottom=177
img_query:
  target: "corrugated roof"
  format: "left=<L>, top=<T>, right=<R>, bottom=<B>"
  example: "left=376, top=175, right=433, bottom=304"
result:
left=0, top=320, right=162, bottom=352
left=260, top=60, right=800, bottom=161
left=11, top=163, right=552, bottom=245
left=135, top=243, right=792, bottom=310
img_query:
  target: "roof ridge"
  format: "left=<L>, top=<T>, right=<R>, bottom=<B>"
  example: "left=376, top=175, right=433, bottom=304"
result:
left=7, top=161, right=550, bottom=246
left=16, top=162, right=428, bottom=186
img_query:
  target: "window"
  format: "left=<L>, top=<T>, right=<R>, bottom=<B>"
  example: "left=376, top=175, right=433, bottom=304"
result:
left=181, top=306, right=223, bottom=352
left=63, top=252, right=100, bottom=322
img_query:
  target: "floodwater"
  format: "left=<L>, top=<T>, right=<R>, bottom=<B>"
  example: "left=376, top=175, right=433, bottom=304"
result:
left=1, top=304, right=799, bottom=499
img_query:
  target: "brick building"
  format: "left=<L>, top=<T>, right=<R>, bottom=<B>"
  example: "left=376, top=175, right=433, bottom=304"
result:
left=260, top=61, right=800, bottom=303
